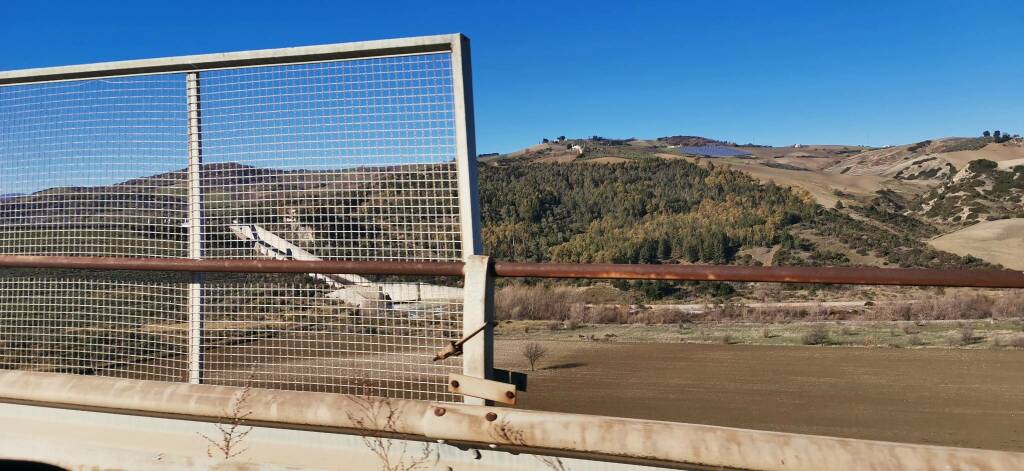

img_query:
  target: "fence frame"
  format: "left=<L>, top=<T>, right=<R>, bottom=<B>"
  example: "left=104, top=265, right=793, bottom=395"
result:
left=0, top=34, right=490, bottom=396
left=0, top=35, right=462, bottom=85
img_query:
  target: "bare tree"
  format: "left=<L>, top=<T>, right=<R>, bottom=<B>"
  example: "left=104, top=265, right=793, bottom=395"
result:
left=521, top=342, right=548, bottom=371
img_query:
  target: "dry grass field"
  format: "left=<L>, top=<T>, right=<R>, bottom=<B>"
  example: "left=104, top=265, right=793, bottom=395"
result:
left=929, top=218, right=1024, bottom=270
left=495, top=340, right=1024, bottom=452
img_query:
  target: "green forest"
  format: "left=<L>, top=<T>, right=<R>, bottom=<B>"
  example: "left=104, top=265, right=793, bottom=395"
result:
left=479, top=159, right=991, bottom=277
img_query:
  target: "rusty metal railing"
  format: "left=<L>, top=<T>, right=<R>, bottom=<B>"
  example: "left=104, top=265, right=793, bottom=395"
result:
left=2, top=370, right=1022, bottom=471
left=1, top=255, right=1022, bottom=288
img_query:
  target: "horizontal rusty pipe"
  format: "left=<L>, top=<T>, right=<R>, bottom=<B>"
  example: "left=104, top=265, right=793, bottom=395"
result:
left=0, top=255, right=1022, bottom=288
left=1, top=371, right=1023, bottom=471
left=492, top=262, right=1024, bottom=288
left=0, top=255, right=465, bottom=277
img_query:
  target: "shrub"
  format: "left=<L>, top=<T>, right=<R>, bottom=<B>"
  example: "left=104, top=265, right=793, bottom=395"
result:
left=960, top=325, right=976, bottom=344
left=630, top=308, right=689, bottom=325
left=907, top=334, right=924, bottom=346
left=801, top=325, right=830, bottom=345
left=495, top=285, right=573, bottom=321
left=992, top=293, right=1024, bottom=319
left=718, top=334, right=735, bottom=345
left=586, top=305, right=630, bottom=324
left=867, top=293, right=998, bottom=321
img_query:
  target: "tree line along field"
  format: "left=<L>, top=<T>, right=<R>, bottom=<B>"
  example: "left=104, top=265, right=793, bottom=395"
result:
left=492, top=284, right=1024, bottom=349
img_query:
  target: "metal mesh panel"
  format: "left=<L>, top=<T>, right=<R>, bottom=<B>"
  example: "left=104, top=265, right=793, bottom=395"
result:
left=0, top=48, right=470, bottom=402
left=0, top=75, right=188, bottom=258
left=201, top=280, right=462, bottom=401
left=199, top=53, right=462, bottom=261
left=0, top=277, right=188, bottom=381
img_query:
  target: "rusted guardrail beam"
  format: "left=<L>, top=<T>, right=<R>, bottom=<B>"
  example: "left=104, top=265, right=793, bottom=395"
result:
left=2, top=371, right=1023, bottom=471
left=0, top=255, right=1022, bottom=288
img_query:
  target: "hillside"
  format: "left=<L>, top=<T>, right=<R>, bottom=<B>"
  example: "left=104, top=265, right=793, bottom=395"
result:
left=929, top=218, right=1024, bottom=270
left=490, top=134, right=1023, bottom=271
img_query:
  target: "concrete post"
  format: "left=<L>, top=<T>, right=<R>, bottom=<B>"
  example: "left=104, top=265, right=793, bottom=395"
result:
left=461, top=255, right=494, bottom=405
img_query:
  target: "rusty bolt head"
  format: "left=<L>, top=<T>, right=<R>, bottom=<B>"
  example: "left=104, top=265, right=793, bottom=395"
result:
left=485, top=412, right=498, bottom=422
left=434, top=407, right=446, bottom=417
left=505, top=391, right=516, bottom=399
left=450, top=380, right=460, bottom=388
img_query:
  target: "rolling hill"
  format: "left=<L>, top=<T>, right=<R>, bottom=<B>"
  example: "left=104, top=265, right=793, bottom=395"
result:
left=489, top=134, right=1023, bottom=272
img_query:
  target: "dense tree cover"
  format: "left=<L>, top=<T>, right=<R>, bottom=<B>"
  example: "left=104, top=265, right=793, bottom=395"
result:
left=480, top=160, right=815, bottom=264
left=479, top=159, right=995, bottom=275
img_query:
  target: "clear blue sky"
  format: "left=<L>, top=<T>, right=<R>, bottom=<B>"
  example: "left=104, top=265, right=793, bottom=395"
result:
left=1, top=0, right=1022, bottom=153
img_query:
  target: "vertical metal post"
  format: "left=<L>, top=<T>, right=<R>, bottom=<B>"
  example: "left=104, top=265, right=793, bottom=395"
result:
left=451, top=35, right=492, bottom=403
left=186, top=72, right=204, bottom=384
left=451, top=34, right=482, bottom=256
left=461, top=255, right=494, bottom=405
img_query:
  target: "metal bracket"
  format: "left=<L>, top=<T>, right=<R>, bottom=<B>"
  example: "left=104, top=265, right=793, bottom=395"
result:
left=447, top=373, right=518, bottom=405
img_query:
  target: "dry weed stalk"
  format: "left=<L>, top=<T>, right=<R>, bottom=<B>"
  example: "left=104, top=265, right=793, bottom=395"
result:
left=198, top=377, right=255, bottom=460
left=346, top=378, right=435, bottom=471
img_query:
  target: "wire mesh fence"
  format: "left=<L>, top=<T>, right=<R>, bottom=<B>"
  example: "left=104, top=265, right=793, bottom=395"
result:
left=0, top=43, right=471, bottom=402
left=0, top=277, right=188, bottom=381
left=201, top=281, right=462, bottom=401
left=0, top=74, right=189, bottom=258
left=200, top=53, right=462, bottom=262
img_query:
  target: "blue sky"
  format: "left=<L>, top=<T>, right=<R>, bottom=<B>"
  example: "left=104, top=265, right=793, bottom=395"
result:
left=1, top=0, right=1022, bottom=153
